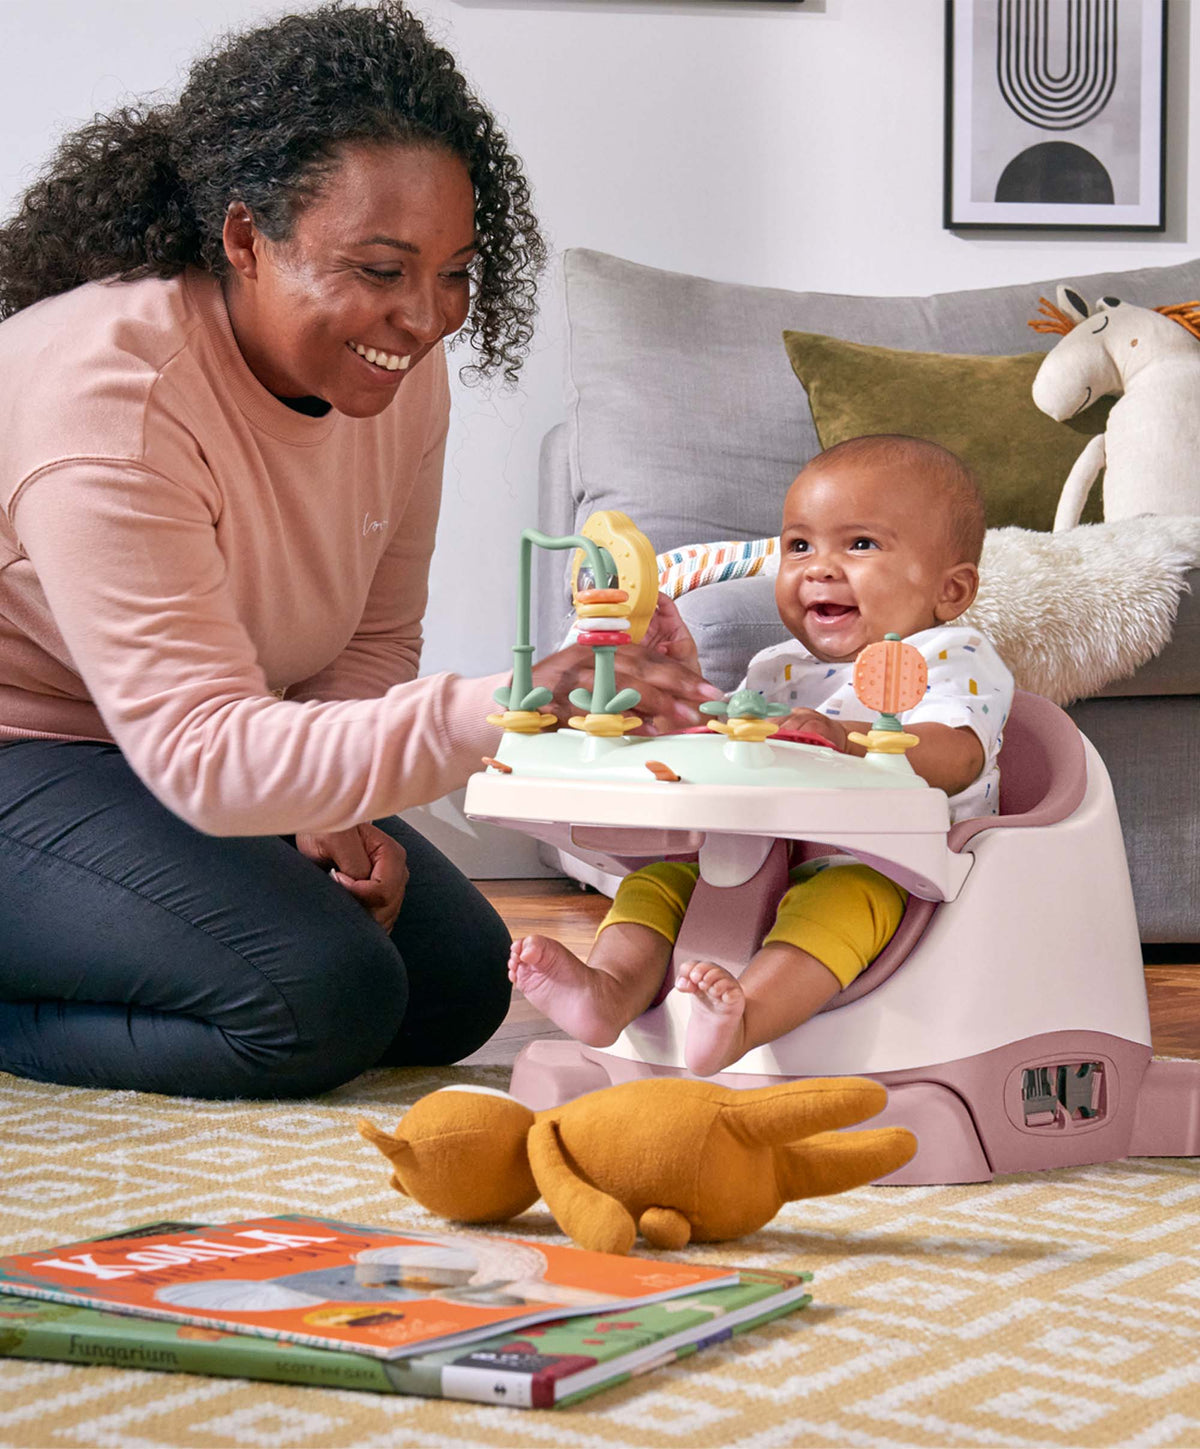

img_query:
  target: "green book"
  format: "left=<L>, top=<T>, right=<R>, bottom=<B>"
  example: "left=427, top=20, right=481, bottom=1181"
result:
left=0, top=1222, right=811, bottom=1409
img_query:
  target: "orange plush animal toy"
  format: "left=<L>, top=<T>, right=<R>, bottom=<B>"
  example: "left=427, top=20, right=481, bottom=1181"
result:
left=359, top=1076, right=915, bottom=1255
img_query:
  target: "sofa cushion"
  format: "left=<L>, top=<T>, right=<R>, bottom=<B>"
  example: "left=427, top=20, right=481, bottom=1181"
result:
left=561, top=248, right=1200, bottom=557
left=781, top=331, right=1107, bottom=533
left=675, top=574, right=790, bottom=695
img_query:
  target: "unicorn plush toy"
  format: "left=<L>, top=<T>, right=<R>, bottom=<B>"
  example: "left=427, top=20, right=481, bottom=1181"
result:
left=1030, top=286, right=1200, bottom=531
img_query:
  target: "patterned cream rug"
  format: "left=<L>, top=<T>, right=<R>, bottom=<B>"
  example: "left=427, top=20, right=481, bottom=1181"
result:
left=2, top=1065, right=1199, bottom=1449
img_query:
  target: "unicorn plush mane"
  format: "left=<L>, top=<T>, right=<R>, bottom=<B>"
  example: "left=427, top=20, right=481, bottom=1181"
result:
left=1030, top=294, right=1200, bottom=341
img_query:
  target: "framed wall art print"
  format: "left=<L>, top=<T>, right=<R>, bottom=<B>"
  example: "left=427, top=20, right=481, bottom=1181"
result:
left=944, top=0, right=1167, bottom=231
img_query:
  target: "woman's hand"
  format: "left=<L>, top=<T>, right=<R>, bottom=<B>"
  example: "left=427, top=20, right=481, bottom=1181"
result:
left=296, top=823, right=409, bottom=934
left=532, top=595, right=723, bottom=735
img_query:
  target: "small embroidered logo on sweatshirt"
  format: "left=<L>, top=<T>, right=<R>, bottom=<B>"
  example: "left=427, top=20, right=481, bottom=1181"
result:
left=362, top=513, right=389, bottom=537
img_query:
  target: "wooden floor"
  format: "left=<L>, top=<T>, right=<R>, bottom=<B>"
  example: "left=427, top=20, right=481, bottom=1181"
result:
left=467, top=878, right=1200, bottom=1069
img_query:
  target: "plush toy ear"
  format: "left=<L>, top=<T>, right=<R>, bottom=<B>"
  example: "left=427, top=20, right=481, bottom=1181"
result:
left=357, top=1121, right=414, bottom=1198
left=1056, top=285, right=1091, bottom=322
left=775, top=1126, right=918, bottom=1199
left=358, top=1087, right=539, bottom=1223
left=720, top=1079, right=917, bottom=1199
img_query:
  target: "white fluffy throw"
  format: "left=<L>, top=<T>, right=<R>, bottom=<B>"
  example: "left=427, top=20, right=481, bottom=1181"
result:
left=961, top=516, right=1200, bottom=706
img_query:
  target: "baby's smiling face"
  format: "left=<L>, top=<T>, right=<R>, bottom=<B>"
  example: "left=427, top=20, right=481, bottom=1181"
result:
left=774, top=458, right=979, bottom=664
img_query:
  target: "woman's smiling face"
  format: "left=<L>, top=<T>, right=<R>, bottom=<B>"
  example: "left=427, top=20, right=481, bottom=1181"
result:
left=222, top=142, right=477, bottom=418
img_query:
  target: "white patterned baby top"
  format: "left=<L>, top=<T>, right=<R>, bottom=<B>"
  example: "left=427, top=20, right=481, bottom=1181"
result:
left=740, top=625, right=1015, bottom=822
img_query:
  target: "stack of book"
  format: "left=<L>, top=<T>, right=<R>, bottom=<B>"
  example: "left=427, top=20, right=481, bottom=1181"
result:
left=0, top=1215, right=811, bottom=1409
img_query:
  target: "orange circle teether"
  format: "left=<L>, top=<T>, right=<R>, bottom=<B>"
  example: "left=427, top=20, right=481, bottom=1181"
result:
left=853, top=636, right=927, bottom=716
left=575, top=588, right=629, bottom=606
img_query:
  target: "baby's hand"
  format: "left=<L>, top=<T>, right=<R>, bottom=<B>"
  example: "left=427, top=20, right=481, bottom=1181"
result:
left=641, top=593, right=701, bottom=675
left=787, top=708, right=848, bottom=751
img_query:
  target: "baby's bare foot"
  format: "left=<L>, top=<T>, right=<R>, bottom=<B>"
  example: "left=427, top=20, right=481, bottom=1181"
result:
left=678, top=961, right=748, bottom=1076
left=507, top=935, right=627, bottom=1047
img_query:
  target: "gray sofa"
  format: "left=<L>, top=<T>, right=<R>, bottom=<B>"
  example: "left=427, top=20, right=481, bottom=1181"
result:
left=535, top=248, right=1200, bottom=943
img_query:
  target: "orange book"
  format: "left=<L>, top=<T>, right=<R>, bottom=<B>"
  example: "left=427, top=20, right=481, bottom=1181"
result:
left=0, top=1216, right=737, bottom=1361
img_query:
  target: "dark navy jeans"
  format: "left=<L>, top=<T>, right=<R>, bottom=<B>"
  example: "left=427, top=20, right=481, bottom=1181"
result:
left=0, top=740, right=511, bottom=1098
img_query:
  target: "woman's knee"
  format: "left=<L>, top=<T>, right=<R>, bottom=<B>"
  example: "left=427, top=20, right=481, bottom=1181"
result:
left=249, top=926, right=410, bottom=1095
left=424, top=900, right=512, bottom=1063
left=459, top=909, right=514, bottom=1049
left=377, top=891, right=512, bottom=1067
left=0, top=923, right=407, bottom=1099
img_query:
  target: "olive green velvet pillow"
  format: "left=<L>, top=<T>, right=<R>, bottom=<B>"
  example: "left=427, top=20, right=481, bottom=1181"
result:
left=782, top=331, right=1108, bottom=532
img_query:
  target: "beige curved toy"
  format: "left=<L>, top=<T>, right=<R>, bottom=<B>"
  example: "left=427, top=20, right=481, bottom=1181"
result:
left=571, top=511, right=658, bottom=645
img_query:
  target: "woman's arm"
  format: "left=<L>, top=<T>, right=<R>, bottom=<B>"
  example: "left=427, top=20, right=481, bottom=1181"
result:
left=11, top=459, right=505, bottom=837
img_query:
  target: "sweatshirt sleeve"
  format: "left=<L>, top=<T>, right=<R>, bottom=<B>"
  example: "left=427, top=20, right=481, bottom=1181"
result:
left=9, top=460, right=505, bottom=836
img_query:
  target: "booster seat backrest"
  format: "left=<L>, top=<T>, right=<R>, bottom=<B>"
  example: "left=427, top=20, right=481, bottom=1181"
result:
left=822, top=690, right=1087, bottom=1012
left=949, top=689, right=1088, bottom=851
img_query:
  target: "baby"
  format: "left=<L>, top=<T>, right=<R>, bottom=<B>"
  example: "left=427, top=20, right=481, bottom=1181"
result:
left=509, top=434, right=1014, bottom=1076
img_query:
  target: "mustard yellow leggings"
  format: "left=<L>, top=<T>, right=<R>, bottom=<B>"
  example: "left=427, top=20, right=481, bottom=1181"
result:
left=598, top=859, right=908, bottom=989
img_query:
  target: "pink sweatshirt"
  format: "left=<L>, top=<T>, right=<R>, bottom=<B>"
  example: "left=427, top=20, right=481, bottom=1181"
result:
left=0, top=269, right=505, bottom=834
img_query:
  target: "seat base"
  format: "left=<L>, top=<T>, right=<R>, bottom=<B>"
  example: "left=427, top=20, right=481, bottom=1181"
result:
left=509, top=1035, right=1200, bottom=1185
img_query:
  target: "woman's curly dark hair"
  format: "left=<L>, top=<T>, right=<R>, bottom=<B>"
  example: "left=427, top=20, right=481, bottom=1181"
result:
left=0, top=2, right=546, bottom=383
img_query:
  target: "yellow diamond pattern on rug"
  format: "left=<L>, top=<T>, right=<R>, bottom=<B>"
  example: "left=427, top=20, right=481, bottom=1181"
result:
left=2, top=1066, right=1200, bottom=1448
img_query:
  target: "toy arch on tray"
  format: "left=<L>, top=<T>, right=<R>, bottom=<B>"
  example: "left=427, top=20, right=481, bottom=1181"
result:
left=464, top=511, right=1200, bottom=1185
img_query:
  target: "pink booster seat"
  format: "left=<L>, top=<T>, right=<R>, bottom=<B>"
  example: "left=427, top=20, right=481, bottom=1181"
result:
left=466, top=512, right=1200, bottom=1184
left=471, top=690, right=1200, bottom=1184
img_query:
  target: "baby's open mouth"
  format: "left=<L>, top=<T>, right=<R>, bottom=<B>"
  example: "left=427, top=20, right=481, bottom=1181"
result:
left=810, top=602, right=857, bottom=621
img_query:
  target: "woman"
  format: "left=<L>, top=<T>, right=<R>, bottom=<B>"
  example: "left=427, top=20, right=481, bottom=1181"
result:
left=0, top=2, right=715, bottom=1099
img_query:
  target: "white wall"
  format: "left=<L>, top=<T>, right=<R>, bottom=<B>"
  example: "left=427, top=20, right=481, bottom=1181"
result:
left=1, top=0, right=1194, bottom=874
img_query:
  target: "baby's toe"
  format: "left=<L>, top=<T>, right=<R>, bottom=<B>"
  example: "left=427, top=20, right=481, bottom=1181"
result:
left=515, top=934, right=545, bottom=965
